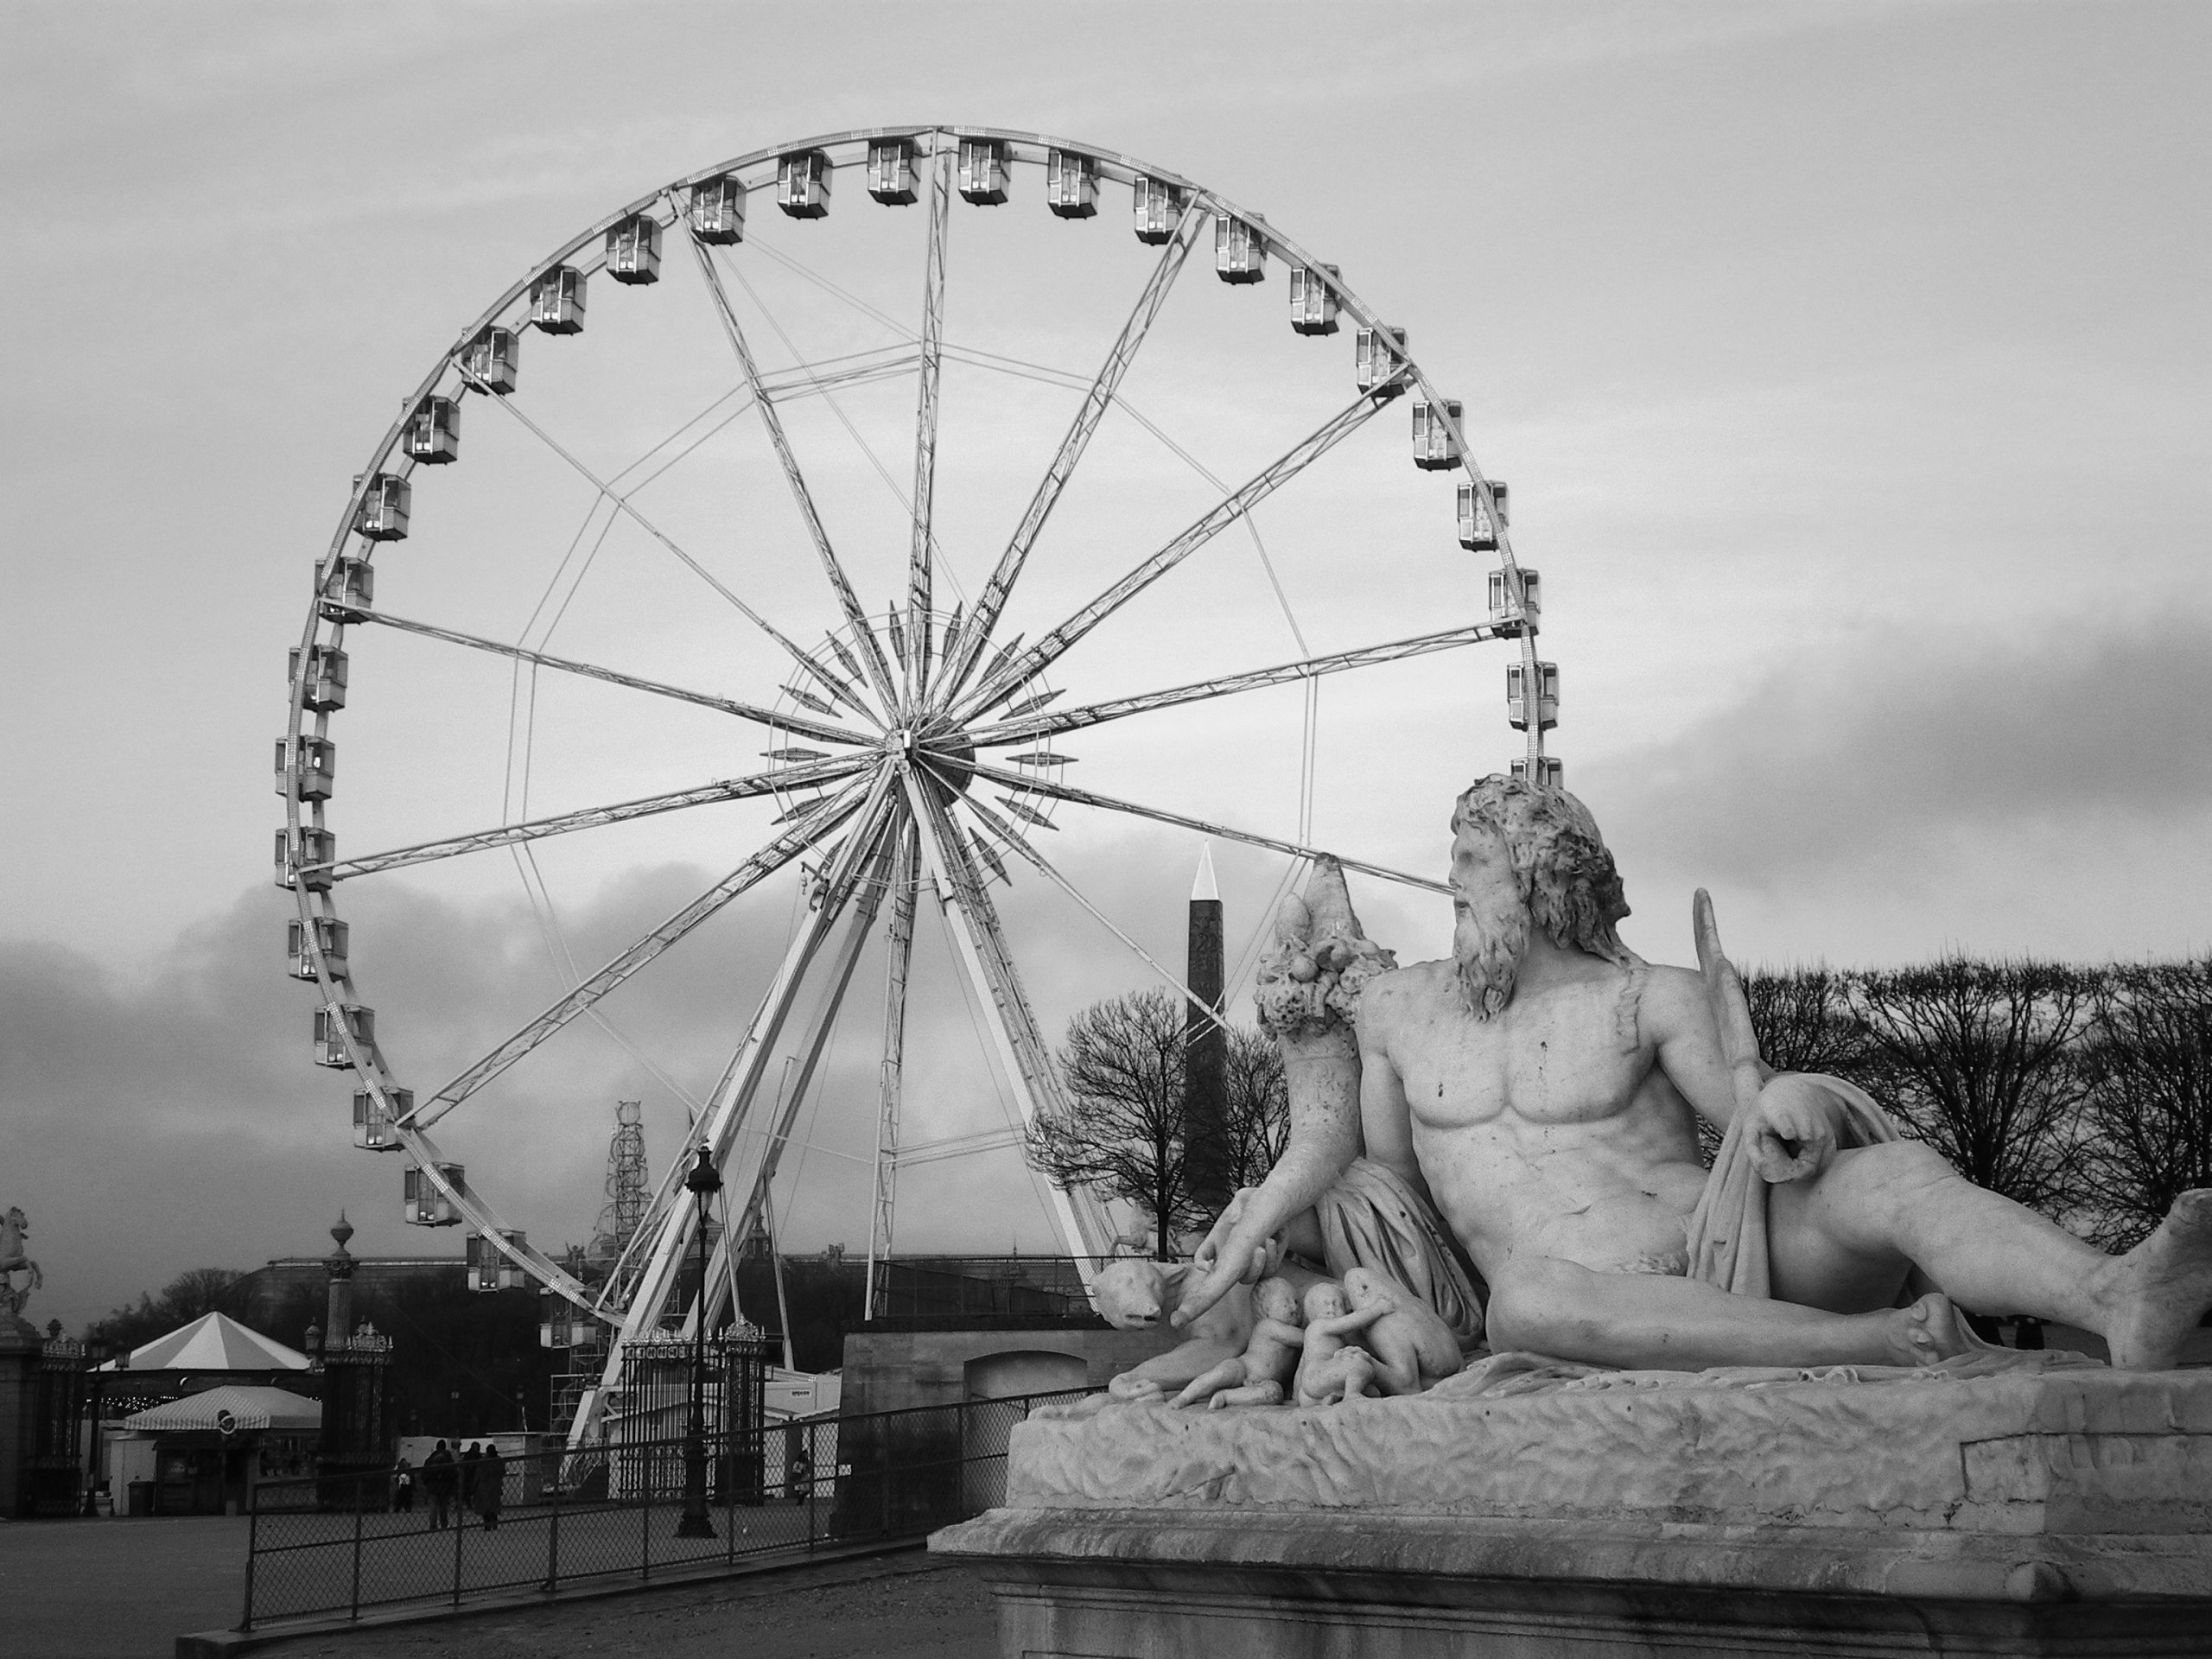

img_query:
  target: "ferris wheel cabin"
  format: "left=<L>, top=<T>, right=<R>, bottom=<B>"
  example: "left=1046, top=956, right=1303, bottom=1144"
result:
left=529, top=265, right=587, bottom=334
left=1131, top=174, right=1185, bottom=244
left=403, top=1163, right=466, bottom=1227
left=777, top=149, right=831, bottom=219
left=606, top=214, right=661, bottom=285
left=1412, top=398, right=1463, bottom=470
left=312, top=1001, right=375, bottom=1069
left=405, top=396, right=459, bottom=465
left=957, top=138, right=1009, bottom=205
left=1215, top=213, right=1266, bottom=283
left=1512, top=755, right=1566, bottom=788
left=1487, top=567, right=1541, bottom=633
left=1356, top=325, right=1409, bottom=398
left=1458, top=479, right=1510, bottom=551
left=462, top=327, right=520, bottom=395
left=467, top=1230, right=529, bottom=1292
left=275, top=826, right=335, bottom=892
left=1289, top=264, right=1339, bottom=334
left=319, top=556, right=373, bottom=623
left=352, top=1086, right=404, bottom=1152
left=286, top=916, right=348, bottom=982
left=1046, top=149, right=1097, bottom=218
left=350, top=473, right=410, bottom=540
left=289, top=645, right=348, bottom=712
left=1506, top=661, right=1560, bottom=733
left=276, top=734, right=335, bottom=802
left=865, top=140, right=917, bottom=205
left=690, top=174, right=747, bottom=241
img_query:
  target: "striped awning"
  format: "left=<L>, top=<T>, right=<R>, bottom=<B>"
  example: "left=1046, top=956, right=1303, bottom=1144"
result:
left=122, top=1385, right=321, bottom=1434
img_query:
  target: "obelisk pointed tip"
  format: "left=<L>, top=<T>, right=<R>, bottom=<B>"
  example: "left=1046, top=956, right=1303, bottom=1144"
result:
left=1191, top=842, right=1219, bottom=903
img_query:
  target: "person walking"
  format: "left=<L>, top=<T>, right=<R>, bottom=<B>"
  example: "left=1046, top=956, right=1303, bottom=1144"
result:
left=475, top=1440, right=505, bottom=1532
left=423, top=1440, right=455, bottom=1531
left=459, top=1442, right=482, bottom=1520
left=391, top=1455, right=415, bottom=1515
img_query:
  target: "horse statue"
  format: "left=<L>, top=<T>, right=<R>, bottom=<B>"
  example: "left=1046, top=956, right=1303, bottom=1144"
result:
left=0, top=1207, right=41, bottom=1324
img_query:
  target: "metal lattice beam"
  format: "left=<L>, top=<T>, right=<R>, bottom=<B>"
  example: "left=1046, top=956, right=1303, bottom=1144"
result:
left=950, top=756, right=1452, bottom=898
left=866, top=817, right=920, bottom=1319
left=943, top=204, right=1206, bottom=697
left=906, top=142, right=952, bottom=709
left=406, top=781, right=872, bottom=1128
left=325, top=753, right=869, bottom=881
left=355, top=608, right=864, bottom=750
left=689, top=238, right=904, bottom=713
left=965, top=620, right=1509, bottom=750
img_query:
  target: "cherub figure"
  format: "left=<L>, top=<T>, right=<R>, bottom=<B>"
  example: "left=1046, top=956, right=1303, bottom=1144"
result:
left=1169, top=1277, right=1306, bottom=1409
left=1293, top=1280, right=1382, bottom=1407
left=1340, top=1266, right=1463, bottom=1395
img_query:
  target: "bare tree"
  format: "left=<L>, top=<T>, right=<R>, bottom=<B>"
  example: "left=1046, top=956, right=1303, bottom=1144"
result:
left=1849, top=958, right=2099, bottom=1220
left=1745, top=964, right=1867, bottom=1076
left=2076, top=960, right=2212, bottom=1249
left=1027, top=989, right=1197, bottom=1258
left=1221, top=1027, right=1291, bottom=1192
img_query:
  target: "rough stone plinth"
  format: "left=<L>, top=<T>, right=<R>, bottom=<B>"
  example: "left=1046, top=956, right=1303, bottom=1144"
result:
left=932, top=1362, right=2212, bottom=1656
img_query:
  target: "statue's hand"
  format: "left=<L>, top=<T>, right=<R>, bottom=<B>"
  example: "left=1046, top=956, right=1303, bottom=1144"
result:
left=1173, top=1188, right=1276, bottom=1329
left=1747, top=1075, right=1837, bottom=1183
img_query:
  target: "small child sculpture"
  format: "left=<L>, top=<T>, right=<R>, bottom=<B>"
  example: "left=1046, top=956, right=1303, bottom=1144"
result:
left=1293, top=1280, right=1382, bottom=1407
left=1168, top=1277, right=1306, bottom=1409
left=1340, top=1266, right=1464, bottom=1395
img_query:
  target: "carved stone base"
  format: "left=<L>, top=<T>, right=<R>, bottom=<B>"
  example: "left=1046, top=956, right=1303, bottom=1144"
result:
left=932, top=1362, right=2212, bottom=1657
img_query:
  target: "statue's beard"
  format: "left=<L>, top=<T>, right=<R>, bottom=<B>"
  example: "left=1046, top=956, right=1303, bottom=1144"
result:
left=1454, top=887, right=1529, bottom=1020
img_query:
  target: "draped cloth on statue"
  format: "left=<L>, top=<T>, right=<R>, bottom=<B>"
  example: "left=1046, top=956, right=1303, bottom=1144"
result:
left=1315, top=1158, right=1487, bottom=1349
left=1684, top=1072, right=1901, bottom=1299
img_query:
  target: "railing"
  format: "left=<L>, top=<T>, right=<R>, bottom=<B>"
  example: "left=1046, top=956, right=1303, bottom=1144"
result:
left=237, top=1389, right=1088, bottom=1632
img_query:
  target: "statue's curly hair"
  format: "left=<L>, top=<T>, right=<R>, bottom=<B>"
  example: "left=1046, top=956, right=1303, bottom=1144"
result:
left=1451, top=775, right=1632, bottom=964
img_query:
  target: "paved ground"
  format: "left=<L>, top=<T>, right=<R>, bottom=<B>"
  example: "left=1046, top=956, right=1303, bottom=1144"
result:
left=246, top=1553, right=996, bottom=1659
left=0, top=1515, right=246, bottom=1659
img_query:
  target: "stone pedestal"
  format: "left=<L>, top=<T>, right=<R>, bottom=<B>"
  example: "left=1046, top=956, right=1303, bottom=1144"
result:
left=932, top=1360, right=2212, bottom=1657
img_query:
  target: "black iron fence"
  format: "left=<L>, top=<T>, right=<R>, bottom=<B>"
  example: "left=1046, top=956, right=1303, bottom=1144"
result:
left=238, top=1388, right=1087, bottom=1632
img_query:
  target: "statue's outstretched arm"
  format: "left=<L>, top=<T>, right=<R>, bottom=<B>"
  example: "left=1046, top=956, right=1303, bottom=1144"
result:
left=1176, top=858, right=1395, bottom=1326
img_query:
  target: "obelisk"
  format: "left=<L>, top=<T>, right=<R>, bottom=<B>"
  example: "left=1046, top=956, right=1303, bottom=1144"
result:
left=1182, top=844, right=1230, bottom=1216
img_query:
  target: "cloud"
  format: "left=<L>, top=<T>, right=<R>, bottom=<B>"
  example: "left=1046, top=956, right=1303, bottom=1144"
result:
left=1578, top=611, right=2212, bottom=965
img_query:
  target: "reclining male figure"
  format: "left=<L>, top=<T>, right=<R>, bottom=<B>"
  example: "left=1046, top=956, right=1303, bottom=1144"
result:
left=1177, top=775, right=2212, bottom=1374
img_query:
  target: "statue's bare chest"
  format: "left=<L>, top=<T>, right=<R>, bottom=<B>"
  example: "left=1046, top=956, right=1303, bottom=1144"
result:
left=1395, top=977, right=1648, bottom=1131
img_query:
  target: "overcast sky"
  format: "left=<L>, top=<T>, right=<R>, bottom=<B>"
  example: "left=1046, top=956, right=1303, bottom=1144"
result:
left=4, top=2, right=2208, bottom=1335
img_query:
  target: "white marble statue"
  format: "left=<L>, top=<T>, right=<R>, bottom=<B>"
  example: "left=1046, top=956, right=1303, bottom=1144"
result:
left=1177, top=775, right=2212, bottom=1375
left=1168, top=1275, right=1306, bottom=1408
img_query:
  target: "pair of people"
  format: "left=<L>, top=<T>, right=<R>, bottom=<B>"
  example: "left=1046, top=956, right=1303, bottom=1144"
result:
left=418, top=1439, right=505, bottom=1529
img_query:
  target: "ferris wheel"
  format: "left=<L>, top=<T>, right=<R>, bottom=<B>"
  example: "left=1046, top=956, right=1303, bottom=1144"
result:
left=279, top=126, right=1556, bottom=1436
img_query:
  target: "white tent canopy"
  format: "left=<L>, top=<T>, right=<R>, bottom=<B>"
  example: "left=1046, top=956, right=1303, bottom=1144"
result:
left=104, top=1312, right=310, bottom=1373
left=122, top=1384, right=321, bottom=1434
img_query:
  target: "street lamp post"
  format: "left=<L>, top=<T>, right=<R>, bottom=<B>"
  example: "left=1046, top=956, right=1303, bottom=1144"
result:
left=676, top=1146, right=721, bottom=1540
left=81, top=1337, right=111, bottom=1516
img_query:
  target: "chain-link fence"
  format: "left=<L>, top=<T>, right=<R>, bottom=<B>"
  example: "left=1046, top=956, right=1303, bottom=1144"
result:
left=238, top=1389, right=1086, bottom=1631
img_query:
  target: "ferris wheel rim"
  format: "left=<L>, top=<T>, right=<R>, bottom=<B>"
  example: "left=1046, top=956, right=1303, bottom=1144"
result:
left=281, top=122, right=1553, bottom=1346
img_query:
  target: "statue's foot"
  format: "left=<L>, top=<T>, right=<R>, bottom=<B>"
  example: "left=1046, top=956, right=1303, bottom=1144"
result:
left=1885, top=1292, right=1983, bottom=1367
left=2101, top=1188, right=2212, bottom=1370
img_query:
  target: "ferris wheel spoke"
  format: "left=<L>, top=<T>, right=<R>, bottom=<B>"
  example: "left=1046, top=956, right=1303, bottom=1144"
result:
left=867, top=816, right=920, bottom=1317
left=327, top=753, right=869, bottom=880
left=688, top=238, right=904, bottom=714
left=354, top=607, right=867, bottom=750
left=952, top=755, right=1452, bottom=898
left=967, top=620, right=1510, bottom=750
left=906, top=145, right=952, bottom=706
left=944, top=204, right=1207, bottom=697
left=953, top=390, right=1389, bottom=719
left=461, top=372, right=873, bottom=722
left=954, top=784, right=1232, bottom=1039
left=405, top=779, right=874, bottom=1128
left=903, top=769, right=1116, bottom=1267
